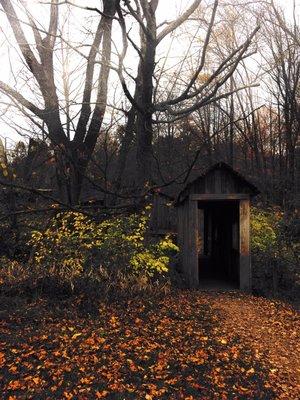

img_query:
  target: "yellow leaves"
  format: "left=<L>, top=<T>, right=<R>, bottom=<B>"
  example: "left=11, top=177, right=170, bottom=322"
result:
left=71, top=332, right=82, bottom=339
left=246, top=367, right=255, bottom=375
left=110, top=315, right=119, bottom=328
left=200, top=336, right=208, bottom=341
left=130, top=251, right=170, bottom=275
left=251, top=207, right=278, bottom=251
left=158, top=236, right=179, bottom=253
left=220, top=338, right=227, bottom=345
left=238, top=386, right=250, bottom=393
left=29, top=207, right=178, bottom=282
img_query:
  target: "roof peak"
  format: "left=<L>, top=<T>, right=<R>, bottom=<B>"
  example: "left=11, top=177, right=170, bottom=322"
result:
left=175, top=161, right=260, bottom=205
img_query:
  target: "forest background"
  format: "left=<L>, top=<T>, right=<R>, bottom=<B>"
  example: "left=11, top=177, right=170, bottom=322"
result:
left=0, top=0, right=298, bottom=299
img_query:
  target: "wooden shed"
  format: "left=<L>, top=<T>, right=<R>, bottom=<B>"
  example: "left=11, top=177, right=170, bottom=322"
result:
left=175, top=162, right=259, bottom=291
left=149, top=191, right=177, bottom=235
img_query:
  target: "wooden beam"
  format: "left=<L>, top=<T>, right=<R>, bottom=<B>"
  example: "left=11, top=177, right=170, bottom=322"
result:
left=188, top=199, right=199, bottom=288
left=239, top=199, right=251, bottom=292
left=190, top=194, right=250, bottom=201
left=177, top=205, right=184, bottom=274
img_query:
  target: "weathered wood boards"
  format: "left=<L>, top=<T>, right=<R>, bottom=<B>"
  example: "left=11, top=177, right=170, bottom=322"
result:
left=149, top=192, right=176, bottom=235
left=239, top=199, right=251, bottom=291
left=188, top=199, right=199, bottom=288
left=175, top=162, right=259, bottom=291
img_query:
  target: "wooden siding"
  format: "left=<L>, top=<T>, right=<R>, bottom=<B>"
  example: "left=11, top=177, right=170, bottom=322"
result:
left=190, top=194, right=250, bottom=201
left=188, top=199, right=199, bottom=287
left=149, top=194, right=177, bottom=234
left=176, top=162, right=260, bottom=205
left=239, top=199, right=251, bottom=291
left=190, top=168, right=254, bottom=195
left=177, top=199, right=199, bottom=287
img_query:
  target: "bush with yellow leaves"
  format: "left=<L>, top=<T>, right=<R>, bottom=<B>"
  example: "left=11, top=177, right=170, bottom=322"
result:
left=250, top=206, right=299, bottom=295
left=251, top=207, right=278, bottom=254
left=30, top=208, right=178, bottom=285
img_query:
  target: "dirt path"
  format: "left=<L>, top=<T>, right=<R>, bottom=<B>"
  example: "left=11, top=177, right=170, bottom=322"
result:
left=208, top=292, right=300, bottom=399
left=0, top=290, right=299, bottom=399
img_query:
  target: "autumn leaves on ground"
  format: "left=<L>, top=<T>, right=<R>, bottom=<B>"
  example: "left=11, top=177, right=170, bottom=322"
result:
left=0, top=290, right=299, bottom=399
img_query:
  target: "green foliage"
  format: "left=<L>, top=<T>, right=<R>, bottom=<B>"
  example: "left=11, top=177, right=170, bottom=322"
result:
left=250, top=206, right=298, bottom=262
left=250, top=207, right=278, bottom=253
left=30, top=208, right=178, bottom=284
left=250, top=206, right=299, bottom=295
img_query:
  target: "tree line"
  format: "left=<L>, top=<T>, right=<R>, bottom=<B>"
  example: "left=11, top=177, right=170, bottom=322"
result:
left=0, top=0, right=298, bottom=212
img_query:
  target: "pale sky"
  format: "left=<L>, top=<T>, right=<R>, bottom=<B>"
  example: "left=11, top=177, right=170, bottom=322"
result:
left=0, top=0, right=299, bottom=150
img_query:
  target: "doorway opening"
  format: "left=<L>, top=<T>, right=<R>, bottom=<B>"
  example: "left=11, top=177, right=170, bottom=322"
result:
left=198, top=201, right=239, bottom=287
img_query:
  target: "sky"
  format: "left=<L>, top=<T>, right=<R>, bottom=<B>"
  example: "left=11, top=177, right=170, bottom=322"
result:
left=0, top=0, right=299, bottom=150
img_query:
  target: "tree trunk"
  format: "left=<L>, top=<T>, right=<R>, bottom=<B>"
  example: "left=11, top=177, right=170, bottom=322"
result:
left=114, top=107, right=136, bottom=195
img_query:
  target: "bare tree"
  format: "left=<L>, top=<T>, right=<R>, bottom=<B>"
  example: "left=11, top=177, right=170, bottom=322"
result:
left=260, top=1, right=300, bottom=208
left=116, top=0, right=260, bottom=192
left=0, top=0, right=117, bottom=205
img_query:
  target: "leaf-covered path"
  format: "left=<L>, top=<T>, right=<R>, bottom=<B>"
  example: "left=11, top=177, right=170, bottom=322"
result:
left=0, top=290, right=299, bottom=399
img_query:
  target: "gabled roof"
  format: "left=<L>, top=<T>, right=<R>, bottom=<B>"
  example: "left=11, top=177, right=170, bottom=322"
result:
left=175, top=161, right=260, bottom=205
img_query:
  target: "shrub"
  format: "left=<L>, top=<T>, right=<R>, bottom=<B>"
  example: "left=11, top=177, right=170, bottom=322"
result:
left=250, top=206, right=299, bottom=296
left=29, top=208, right=178, bottom=288
left=0, top=256, right=28, bottom=285
left=251, top=207, right=278, bottom=255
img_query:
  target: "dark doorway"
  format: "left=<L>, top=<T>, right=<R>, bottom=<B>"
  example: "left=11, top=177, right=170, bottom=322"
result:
left=198, top=201, right=239, bottom=285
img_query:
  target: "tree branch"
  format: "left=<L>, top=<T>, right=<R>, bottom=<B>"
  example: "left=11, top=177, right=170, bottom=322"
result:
left=157, top=0, right=201, bottom=43
left=0, top=81, right=44, bottom=118
left=0, top=0, right=41, bottom=75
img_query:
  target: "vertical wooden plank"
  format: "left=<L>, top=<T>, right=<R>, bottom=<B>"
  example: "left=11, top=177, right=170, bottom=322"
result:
left=184, top=200, right=189, bottom=282
left=215, top=169, right=222, bottom=193
left=198, top=208, right=204, bottom=255
left=239, top=199, right=251, bottom=292
left=177, top=205, right=183, bottom=273
left=178, top=201, right=188, bottom=280
left=198, top=208, right=204, bottom=282
left=188, top=198, right=199, bottom=288
left=180, top=201, right=186, bottom=280
left=205, top=171, right=215, bottom=193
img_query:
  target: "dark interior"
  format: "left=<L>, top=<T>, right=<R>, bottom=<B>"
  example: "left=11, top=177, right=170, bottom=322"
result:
left=198, top=201, right=239, bottom=285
